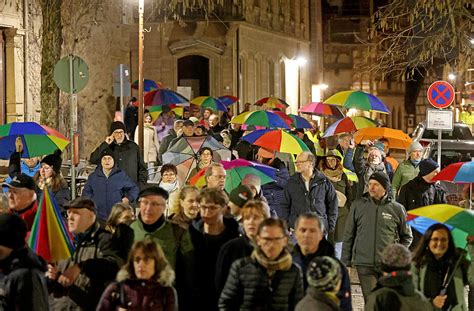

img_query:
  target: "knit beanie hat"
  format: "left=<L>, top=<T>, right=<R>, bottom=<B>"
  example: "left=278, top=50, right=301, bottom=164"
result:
left=0, top=213, right=27, bottom=250
left=418, top=158, right=439, bottom=177
left=41, top=149, right=63, bottom=174
left=229, top=185, right=254, bottom=208
left=100, top=147, right=116, bottom=163
left=307, top=256, right=342, bottom=291
left=109, top=121, right=126, bottom=135
left=407, top=141, right=423, bottom=155
left=369, top=172, right=391, bottom=190
left=380, top=243, right=412, bottom=272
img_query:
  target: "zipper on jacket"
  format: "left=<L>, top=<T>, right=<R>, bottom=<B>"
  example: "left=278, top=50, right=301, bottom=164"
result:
left=373, top=203, right=378, bottom=267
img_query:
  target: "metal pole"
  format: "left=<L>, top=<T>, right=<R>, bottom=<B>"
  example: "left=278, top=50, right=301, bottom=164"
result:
left=69, top=55, right=76, bottom=199
left=437, top=129, right=442, bottom=168
left=138, top=0, right=144, bottom=152
left=120, top=64, right=124, bottom=121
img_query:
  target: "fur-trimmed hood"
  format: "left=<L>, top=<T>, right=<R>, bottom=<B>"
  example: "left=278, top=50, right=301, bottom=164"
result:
left=116, top=264, right=175, bottom=287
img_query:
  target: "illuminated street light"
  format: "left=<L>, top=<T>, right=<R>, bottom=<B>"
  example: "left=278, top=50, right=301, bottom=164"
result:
left=470, top=38, right=474, bottom=45
left=296, top=57, right=307, bottom=67
left=448, top=73, right=456, bottom=81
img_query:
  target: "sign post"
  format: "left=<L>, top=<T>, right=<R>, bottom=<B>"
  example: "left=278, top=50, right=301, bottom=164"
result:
left=426, top=81, right=455, bottom=167
left=53, top=55, right=89, bottom=199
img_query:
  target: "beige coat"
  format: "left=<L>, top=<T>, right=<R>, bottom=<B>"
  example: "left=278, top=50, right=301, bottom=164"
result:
left=134, top=123, right=160, bottom=163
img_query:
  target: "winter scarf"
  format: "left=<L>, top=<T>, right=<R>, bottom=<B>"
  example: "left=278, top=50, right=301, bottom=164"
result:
left=159, top=180, right=179, bottom=194
left=322, top=165, right=344, bottom=182
left=251, top=248, right=293, bottom=276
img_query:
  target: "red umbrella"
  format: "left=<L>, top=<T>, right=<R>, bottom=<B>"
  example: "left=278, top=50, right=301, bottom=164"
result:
left=299, top=102, right=345, bottom=119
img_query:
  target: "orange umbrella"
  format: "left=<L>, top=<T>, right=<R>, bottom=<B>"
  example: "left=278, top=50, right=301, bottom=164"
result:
left=354, top=127, right=412, bottom=149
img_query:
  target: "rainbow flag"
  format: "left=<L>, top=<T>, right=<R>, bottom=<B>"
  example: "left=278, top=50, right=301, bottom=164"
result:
left=28, top=186, right=75, bottom=262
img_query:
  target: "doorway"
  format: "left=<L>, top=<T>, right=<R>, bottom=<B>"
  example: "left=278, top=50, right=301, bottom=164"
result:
left=178, top=55, right=209, bottom=98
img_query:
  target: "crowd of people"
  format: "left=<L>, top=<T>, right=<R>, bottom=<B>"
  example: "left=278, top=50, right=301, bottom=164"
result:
left=0, top=103, right=473, bottom=311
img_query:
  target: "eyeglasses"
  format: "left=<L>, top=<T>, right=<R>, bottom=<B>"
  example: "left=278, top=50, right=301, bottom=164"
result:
left=162, top=173, right=176, bottom=177
left=139, top=198, right=165, bottom=208
left=430, top=237, right=448, bottom=243
left=113, top=130, right=125, bottom=135
left=259, top=236, right=285, bottom=243
left=295, top=160, right=309, bottom=165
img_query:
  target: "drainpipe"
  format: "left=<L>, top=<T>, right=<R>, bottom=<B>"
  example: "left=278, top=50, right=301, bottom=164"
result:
left=23, top=0, right=29, bottom=121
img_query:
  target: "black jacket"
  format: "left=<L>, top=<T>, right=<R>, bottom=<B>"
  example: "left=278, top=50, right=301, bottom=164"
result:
left=291, top=240, right=352, bottom=311
left=218, top=256, right=304, bottom=311
left=397, top=176, right=447, bottom=211
left=261, top=158, right=289, bottom=217
left=0, top=247, right=49, bottom=311
left=90, top=140, right=147, bottom=188
left=215, top=235, right=254, bottom=296
left=279, top=170, right=338, bottom=230
left=189, top=217, right=240, bottom=311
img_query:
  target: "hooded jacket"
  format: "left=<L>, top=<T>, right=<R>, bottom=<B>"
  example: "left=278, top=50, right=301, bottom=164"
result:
left=82, top=166, right=139, bottom=221
left=97, top=267, right=177, bottom=311
left=341, top=193, right=413, bottom=267
left=279, top=170, right=338, bottom=230
left=0, top=247, right=49, bottom=311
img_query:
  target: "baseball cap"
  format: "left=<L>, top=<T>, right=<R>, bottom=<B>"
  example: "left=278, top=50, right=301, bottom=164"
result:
left=2, top=174, right=36, bottom=190
left=229, top=185, right=254, bottom=208
left=64, top=197, right=97, bottom=214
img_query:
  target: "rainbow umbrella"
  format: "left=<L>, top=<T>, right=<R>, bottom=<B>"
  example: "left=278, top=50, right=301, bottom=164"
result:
left=28, top=186, right=75, bottom=262
left=188, top=159, right=277, bottom=192
left=243, top=129, right=309, bottom=154
left=144, top=89, right=189, bottom=106
left=131, top=79, right=162, bottom=92
left=407, top=204, right=474, bottom=248
left=354, top=127, right=412, bottom=150
left=299, top=102, right=345, bottom=119
left=255, top=97, right=289, bottom=109
left=148, top=105, right=184, bottom=121
left=218, top=95, right=239, bottom=106
left=191, top=96, right=227, bottom=112
left=288, top=114, right=312, bottom=129
left=0, top=122, right=70, bottom=159
left=322, top=116, right=377, bottom=138
left=432, top=161, right=474, bottom=183
left=231, top=111, right=291, bottom=129
left=325, top=90, right=390, bottom=114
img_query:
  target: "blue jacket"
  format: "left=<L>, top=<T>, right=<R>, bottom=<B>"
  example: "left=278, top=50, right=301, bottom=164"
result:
left=261, top=158, right=289, bottom=217
left=279, top=170, right=338, bottom=231
left=82, top=166, right=139, bottom=221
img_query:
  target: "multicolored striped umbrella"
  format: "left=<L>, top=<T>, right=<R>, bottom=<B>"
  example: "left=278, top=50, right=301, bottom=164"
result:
left=243, top=129, right=309, bottom=154
left=288, top=114, right=312, bottom=129
left=325, top=90, right=390, bottom=114
left=148, top=105, right=184, bottom=121
left=28, top=186, right=75, bottom=262
left=255, top=97, right=289, bottom=109
left=0, top=122, right=69, bottom=159
left=132, top=79, right=162, bottom=92
left=299, top=102, right=345, bottom=119
left=407, top=204, right=474, bottom=248
left=188, top=159, right=277, bottom=192
left=144, top=89, right=189, bottom=106
left=322, top=116, right=377, bottom=138
left=231, top=111, right=291, bottom=129
left=218, top=95, right=239, bottom=106
left=432, top=161, right=474, bottom=183
left=191, top=96, right=227, bottom=112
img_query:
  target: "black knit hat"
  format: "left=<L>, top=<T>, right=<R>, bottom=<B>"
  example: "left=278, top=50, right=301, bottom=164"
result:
left=307, top=256, right=342, bottom=291
left=0, top=213, right=27, bottom=249
left=418, top=158, right=439, bottom=177
left=100, top=147, right=115, bottom=162
left=109, top=121, right=126, bottom=135
left=380, top=243, right=412, bottom=272
left=41, top=149, right=63, bottom=174
left=369, top=172, right=391, bottom=190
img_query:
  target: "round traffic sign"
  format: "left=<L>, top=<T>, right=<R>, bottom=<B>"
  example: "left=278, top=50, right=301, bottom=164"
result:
left=427, top=81, right=455, bottom=109
left=53, top=55, right=89, bottom=94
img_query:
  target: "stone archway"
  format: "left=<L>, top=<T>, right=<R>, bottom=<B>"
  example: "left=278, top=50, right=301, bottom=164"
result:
left=178, top=55, right=209, bottom=97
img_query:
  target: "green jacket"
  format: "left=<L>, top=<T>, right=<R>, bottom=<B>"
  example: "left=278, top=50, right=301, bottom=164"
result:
left=391, top=160, right=419, bottom=198
left=341, top=193, right=413, bottom=267
left=411, top=245, right=474, bottom=311
left=130, top=219, right=194, bottom=269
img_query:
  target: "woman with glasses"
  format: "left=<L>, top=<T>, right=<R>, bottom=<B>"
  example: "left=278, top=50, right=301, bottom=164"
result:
left=188, top=147, right=214, bottom=181
left=411, top=223, right=474, bottom=310
left=219, top=218, right=304, bottom=310
left=97, top=239, right=177, bottom=311
left=168, top=186, right=200, bottom=229
left=158, top=164, right=180, bottom=213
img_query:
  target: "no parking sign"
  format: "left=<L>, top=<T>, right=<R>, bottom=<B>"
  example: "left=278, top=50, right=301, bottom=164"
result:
left=427, top=81, right=455, bottom=109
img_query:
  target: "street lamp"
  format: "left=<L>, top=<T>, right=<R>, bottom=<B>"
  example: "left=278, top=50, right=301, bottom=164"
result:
left=137, top=0, right=145, bottom=152
left=448, top=73, right=456, bottom=81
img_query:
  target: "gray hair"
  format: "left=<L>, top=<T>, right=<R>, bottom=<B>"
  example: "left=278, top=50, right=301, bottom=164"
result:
left=295, top=213, right=325, bottom=232
left=300, top=151, right=316, bottom=167
left=0, top=193, right=8, bottom=212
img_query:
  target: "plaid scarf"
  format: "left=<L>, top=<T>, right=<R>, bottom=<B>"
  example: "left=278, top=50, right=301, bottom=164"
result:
left=251, top=248, right=293, bottom=276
